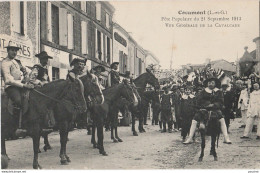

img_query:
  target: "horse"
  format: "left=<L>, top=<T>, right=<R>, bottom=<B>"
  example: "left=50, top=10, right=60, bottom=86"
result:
left=130, top=69, right=160, bottom=136
left=90, top=80, right=138, bottom=156
left=197, top=108, right=221, bottom=162
left=1, top=78, right=87, bottom=169
left=109, top=81, right=140, bottom=143
left=37, top=73, right=104, bottom=156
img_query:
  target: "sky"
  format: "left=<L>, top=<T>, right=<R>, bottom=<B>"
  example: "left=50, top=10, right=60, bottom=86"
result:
left=110, top=0, right=259, bottom=69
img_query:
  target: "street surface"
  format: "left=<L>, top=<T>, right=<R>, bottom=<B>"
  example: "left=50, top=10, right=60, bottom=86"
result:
left=4, top=118, right=260, bottom=170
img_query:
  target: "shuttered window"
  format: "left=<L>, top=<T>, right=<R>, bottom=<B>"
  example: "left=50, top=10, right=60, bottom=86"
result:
left=11, top=1, right=26, bottom=35
left=81, top=21, right=87, bottom=54
left=107, top=37, right=110, bottom=64
left=67, top=13, right=74, bottom=49
left=97, top=30, right=101, bottom=60
left=96, top=3, right=101, bottom=21
left=59, top=8, right=68, bottom=46
left=51, top=4, right=59, bottom=44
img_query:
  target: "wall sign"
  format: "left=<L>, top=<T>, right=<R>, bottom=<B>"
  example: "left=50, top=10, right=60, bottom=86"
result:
left=0, top=34, right=33, bottom=66
left=114, top=32, right=127, bottom=47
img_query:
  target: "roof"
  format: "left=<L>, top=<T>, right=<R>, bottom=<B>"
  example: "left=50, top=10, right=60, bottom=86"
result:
left=144, top=50, right=160, bottom=63
left=239, top=47, right=258, bottom=63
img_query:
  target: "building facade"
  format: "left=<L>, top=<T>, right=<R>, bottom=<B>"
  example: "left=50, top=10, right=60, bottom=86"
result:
left=40, top=1, right=114, bottom=86
left=112, top=23, right=129, bottom=75
left=0, top=1, right=40, bottom=90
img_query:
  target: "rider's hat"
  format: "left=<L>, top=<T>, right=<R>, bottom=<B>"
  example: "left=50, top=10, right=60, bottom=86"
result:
left=110, top=62, right=119, bottom=68
left=70, top=57, right=87, bottom=66
left=35, top=51, right=53, bottom=59
left=4, top=42, right=21, bottom=51
left=93, top=65, right=105, bottom=72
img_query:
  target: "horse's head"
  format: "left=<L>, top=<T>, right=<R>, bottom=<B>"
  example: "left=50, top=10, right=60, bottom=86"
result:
left=80, top=72, right=104, bottom=105
left=144, top=70, right=160, bottom=91
left=118, top=79, right=138, bottom=107
left=63, top=79, right=87, bottom=114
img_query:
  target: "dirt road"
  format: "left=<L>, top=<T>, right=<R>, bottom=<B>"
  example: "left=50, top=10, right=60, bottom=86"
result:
left=4, top=119, right=260, bottom=170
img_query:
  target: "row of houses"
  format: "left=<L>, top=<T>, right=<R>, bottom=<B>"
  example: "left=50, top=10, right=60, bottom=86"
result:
left=0, top=1, right=160, bottom=87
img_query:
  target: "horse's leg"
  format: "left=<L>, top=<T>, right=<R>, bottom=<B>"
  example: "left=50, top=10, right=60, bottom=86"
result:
left=198, top=129, right=205, bottom=162
left=132, top=114, right=138, bottom=136
left=91, top=122, right=97, bottom=148
left=64, top=130, right=71, bottom=163
left=97, top=122, right=107, bottom=156
left=139, top=115, right=145, bottom=133
left=111, top=126, right=118, bottom=143
left=43, top=134, right=52, bottom=152
left=31, top=123, right=42, bottom=169
left=59, top=121, right=69, bottom=165
left=211, top=135, right=218, bottom=161
left=115, top=126, right=123, bottom=142
left=1, top=136, right=10, bottom=160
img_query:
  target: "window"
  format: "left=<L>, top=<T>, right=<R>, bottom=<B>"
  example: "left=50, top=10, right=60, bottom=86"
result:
left=107, top=37, right=110, bottom=64
left=105, top=13, right=110, bottom=28
left=139, top=58, right=142, bottom=75
left=81, top=1, right=86, bottom=12
left=67, top=13, right=74, bottom=49
left=97, top=30, right=101, bottom=60
left=81, top=21, right=88, bottom=54
left=11, top=1, right=26, bottom=35
left=52, top=67, right=60, bottom=81
left=51, top=4, right=59, bottom=44
left=96, top=3, right=101, bottom=21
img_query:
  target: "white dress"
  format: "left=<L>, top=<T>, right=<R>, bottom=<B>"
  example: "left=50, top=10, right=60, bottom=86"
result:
left=247, top=90, right=260, bottom=118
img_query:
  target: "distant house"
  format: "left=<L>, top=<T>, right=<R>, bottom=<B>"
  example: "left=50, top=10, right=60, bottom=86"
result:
left=181, top=59, right=236, bottom=77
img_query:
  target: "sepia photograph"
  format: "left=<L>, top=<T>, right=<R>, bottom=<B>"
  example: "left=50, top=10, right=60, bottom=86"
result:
left=0, top=0, right=260, bottom=171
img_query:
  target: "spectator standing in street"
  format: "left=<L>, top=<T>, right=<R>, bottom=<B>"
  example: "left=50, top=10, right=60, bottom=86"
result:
left=241, top=82, right=260, bottom=139
left=221, top=82, right=234, bottom=133
left=160, top=86, right=173, bottom=133
left=238, top=83, right=249, bottom=128
left=180, top=85, right=195, bottom=142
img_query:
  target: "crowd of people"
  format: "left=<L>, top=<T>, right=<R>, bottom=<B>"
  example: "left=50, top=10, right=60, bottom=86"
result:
left=152, top=67, right=260, bottom=144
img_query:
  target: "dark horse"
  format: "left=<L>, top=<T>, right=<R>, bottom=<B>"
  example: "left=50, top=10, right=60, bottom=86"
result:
left=130, top=69, right=160, bottom=136
left=1, top=73, right=102, bottom=169
left=197, top=109, right=221, bottom=162
left=91, top=80, right=138, bottom=155
left=109, top=81, right=140, bottom=143
left=36, top=73, right=104, bottom=161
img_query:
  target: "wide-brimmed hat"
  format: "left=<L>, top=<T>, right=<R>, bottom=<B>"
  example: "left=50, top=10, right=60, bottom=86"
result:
left=35, top=51, right=53, bottom=59
left=70, top=57, right=87, bottom=66
left=4, top=42, right=21, bottom=51
left=93, top=65, right=105, bottom=72
left=203, top=77, right=221, bottom=88
left=110, top=62, right=119, bottom=68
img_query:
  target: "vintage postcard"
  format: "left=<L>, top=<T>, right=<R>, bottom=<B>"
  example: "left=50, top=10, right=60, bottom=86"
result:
left=0, top=0, right=259, bottom=172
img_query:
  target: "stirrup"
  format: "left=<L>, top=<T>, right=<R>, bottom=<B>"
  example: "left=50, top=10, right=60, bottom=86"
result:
left=15, top=129, right=27, bottom=137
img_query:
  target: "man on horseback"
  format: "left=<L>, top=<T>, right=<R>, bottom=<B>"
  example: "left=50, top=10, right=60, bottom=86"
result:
left=29, top=51, right=54, bottom=133
left=1, top=42, right=34, bottom=135
left=110, top=62, right=120, bottom=86
left=29, top=51, right=52, bottom=86
left=183, top=76, right=232, bottom=144
left=92, top=65, right=106, bottom=90
left=67, top=57, right=87, bottom=80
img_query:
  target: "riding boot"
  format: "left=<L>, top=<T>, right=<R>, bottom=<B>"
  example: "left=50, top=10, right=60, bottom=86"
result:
left=220, top=118, right=232, bottom=144
left=183, top=120, right=197, bottom=144
left=13, top=106, right=27, bottom=137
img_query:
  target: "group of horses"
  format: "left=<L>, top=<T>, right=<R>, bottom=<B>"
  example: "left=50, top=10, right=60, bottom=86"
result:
left=1, top=68, right=225, bottom=169
left=1, top=69, right=161, bottom=169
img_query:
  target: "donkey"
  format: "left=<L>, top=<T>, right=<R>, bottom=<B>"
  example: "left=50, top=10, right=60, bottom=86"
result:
left=197, top=109, right=221, bottom=162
